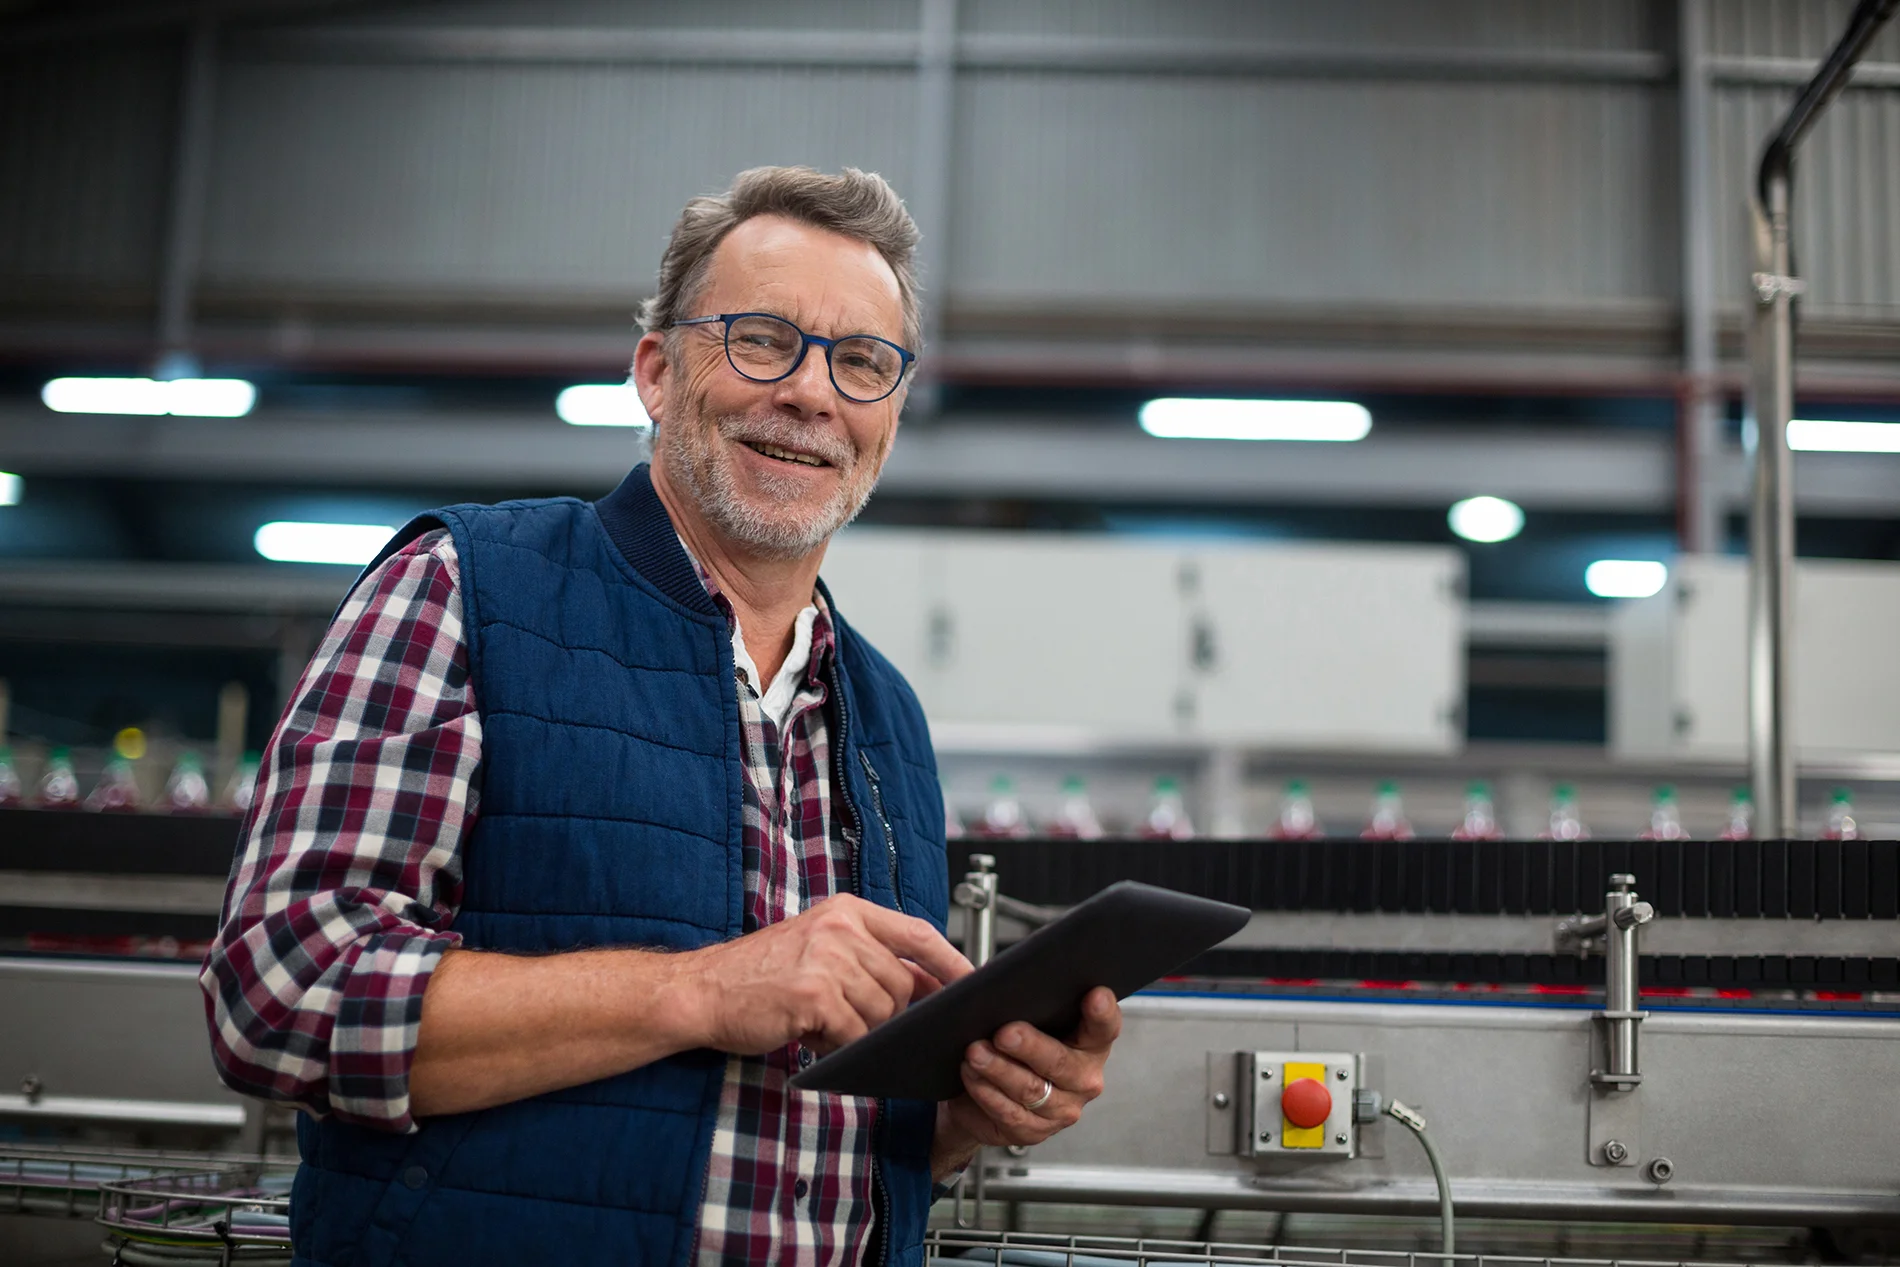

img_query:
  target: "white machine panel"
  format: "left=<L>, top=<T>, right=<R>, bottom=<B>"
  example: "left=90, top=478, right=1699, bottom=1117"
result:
left=1190, top=544, right=1465, bottom=751
left=823, top=530, right=1466, bottom=751
left=1611, top=556, right=1900, bottom=761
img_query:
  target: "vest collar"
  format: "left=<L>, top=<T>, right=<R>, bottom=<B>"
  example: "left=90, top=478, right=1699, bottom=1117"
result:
left=593, top=463, right=722, bottom=618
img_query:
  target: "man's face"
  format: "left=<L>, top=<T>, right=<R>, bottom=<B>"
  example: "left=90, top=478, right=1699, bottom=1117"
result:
left=639, top=214, right=908, bottom=561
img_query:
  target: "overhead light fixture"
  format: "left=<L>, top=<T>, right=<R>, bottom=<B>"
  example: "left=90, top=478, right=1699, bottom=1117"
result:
left=1585, top=559, right=1668, bottom=599
left=556, top=383, right=651, bottom=428
left=254, top=521, right=394, bottom=566
left=0, top=472, right=18, bottom=506
left=1787, top=418, right=1900, bottom=453
left=42, top=376, right=256, bottom=418
left=1447, top=495, right=1524, bottom=544
left=1138, top=398, right=1371, bottom=442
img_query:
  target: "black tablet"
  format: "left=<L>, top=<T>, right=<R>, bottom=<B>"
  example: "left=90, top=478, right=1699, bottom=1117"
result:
left=787, top=880, right=1250, bottom=1101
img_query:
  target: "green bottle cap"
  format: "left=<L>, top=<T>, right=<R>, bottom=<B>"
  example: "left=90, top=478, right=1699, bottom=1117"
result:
left=1831, top=787, right=1853, bottom=804
left=1061, top=775, right=1087, bottom=794
left=1467, top=780, right=1490, bottom=797
left=1154, top=776, right=1178, bottom=794
left=1553, top=783, right=1576, bottom=802
left=1377, top=779, right=1400, bottom=795
left=50, top=746, right=71, bottom=762
left=990, top=774, right=1013, bottom=793
left=1654, top=784, right=1676, bottom=801
left=1731, top=787, right=1752, bottom=804
left=176, top=751, right=203, bottom=771
left=1286, top=779, right=1309, bottom=794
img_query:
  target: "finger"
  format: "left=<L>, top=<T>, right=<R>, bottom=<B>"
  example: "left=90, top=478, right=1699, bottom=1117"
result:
left=904, top=960, right=945, bottom=1000
left=837, top=962, right=908, bottom=1032
left=990, top=1022, right=1094, bottom=1095
left=811, top=1000, right=871, bottom=1055
left=965, top=1041, right=1055, bottom=1111
left=960, top=1062, right=1059, bottom=1140
left=857, top=905, right=974, bottom=986
left=850, top=939, right=918, bottom=1015
left=1070, top=988, right=1123, bottom=1054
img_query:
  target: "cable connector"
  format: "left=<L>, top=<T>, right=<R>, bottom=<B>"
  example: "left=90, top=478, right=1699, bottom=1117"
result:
left=1385, top=1098, right=1427, bottom=1133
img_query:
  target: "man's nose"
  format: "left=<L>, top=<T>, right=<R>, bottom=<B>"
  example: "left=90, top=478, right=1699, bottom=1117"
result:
left=770, top=342, right=838, bottom=419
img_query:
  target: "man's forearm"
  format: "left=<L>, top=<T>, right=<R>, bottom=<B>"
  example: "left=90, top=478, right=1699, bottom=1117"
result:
left=931, top=1103, right=981, bottom=1184
left=408, top=945, right=707, bottom=1118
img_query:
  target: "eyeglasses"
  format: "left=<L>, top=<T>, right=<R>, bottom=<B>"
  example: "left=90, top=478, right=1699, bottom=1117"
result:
left=672, top=312, right=915, bottom=405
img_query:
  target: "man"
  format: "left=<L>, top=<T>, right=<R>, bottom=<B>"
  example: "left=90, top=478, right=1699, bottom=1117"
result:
left=200, top=166, right=1121, bottom=1267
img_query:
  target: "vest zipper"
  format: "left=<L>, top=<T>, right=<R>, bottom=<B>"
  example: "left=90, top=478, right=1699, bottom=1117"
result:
left=825, top=660, right=868, bottom=899
left=857, top=749, right=904, bottom=911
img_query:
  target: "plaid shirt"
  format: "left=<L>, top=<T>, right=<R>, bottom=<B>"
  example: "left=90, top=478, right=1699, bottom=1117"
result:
left=201, top=528, right=878, bottom=1266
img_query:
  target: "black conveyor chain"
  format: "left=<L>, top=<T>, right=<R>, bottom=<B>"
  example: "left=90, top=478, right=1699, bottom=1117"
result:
left=970, top=836, right=1900, bottom=920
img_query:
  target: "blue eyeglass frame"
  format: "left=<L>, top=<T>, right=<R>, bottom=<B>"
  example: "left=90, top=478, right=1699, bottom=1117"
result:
left=672, top=312, right=916, bottom=404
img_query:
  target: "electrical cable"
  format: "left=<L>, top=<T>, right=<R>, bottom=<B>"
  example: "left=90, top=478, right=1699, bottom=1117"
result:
left=1385, top=1099, right=1454, bottom=1257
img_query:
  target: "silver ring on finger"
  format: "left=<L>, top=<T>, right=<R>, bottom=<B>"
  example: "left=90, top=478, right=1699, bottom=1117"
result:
left=1025, top=1078, right=1053, bottom=1112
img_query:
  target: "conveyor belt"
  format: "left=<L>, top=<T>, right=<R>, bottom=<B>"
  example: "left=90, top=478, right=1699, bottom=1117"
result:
left=971, top=835, right=1900, bottom=918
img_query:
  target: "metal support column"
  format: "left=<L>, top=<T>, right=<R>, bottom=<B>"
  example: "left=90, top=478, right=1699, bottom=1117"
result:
left=1744, top=180, right=1798, bottom=838
left=157, top=12, right=220, bottom=375
left=1740, top=0, right=1897, bottom=838
left=1677, top=0, right=1722, bottom=555
left=907, top=0, right=957, bottom=418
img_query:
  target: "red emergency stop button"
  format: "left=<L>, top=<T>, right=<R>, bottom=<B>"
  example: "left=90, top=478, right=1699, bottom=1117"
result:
left=1281, top=1076, right=1333, bottom=1129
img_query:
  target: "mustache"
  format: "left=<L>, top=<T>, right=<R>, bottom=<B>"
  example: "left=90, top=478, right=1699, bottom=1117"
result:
left=715, top=413, right=856, bottom=469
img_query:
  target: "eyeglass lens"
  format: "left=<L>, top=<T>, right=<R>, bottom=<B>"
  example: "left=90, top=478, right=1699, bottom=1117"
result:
left=724, top=314, right=903, bottom=402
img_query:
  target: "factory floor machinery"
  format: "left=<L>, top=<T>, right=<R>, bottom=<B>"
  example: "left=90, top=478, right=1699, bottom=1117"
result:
left=3, top=824, right=1898, bottom=1262
left=942, top=838, right=1900, bottom=1251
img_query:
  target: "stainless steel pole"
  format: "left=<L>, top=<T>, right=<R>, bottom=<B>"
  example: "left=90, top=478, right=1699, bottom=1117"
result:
left=1743, top=174, right=1799, bottom=839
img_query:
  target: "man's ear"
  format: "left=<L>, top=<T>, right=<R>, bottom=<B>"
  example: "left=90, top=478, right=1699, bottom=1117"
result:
left=632, top=331, right=670, bottom=426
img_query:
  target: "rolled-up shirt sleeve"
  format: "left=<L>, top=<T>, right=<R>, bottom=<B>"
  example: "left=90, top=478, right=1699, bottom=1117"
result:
left=199, top=528, right=480, bottom=1133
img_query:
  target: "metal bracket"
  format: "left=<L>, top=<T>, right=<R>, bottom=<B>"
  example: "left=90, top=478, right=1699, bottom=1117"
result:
left=1751, top=270, right=1806, bottom=305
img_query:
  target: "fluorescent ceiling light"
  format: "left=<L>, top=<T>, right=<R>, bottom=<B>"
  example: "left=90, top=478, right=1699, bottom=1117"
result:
left=556, top=383, right=651, bottom=428
left=1447, top=495, right=1524, bottom=544
left=1788, top=418, right=1900, bottom=453
left=1585, top=559, right=1668, bottom=600
left=254, top=521, right=394, bottom=566
left=0, top=472, right=19, bottom=506
left=42, top=376, right=256, bottom=418
left=1139, top=398, right=1371, bottom=442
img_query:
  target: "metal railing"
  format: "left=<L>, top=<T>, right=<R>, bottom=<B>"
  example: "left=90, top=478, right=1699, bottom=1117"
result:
left=924, top=1230, right=1774, bottom=1267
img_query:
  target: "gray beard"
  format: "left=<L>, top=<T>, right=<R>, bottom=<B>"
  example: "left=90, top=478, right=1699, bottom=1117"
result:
left=658, top=406, right=880, bottom=560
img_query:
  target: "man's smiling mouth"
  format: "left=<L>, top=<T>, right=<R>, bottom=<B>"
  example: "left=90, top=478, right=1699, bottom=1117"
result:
left=743, top=440, right=830, bottom=468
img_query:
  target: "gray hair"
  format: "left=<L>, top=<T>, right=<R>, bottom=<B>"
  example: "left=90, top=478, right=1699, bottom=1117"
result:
left=637, top=165, right=923, bottom=354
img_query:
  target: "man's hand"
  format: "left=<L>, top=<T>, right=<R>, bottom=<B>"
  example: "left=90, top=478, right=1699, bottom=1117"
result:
left=932, top=986, right=1122, bottom=1180
left=683, top=893, right=973, bottom=1056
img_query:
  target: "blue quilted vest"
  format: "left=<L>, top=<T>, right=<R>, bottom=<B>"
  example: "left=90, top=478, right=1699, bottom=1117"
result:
left=289, top=465, right=950, bottom=1267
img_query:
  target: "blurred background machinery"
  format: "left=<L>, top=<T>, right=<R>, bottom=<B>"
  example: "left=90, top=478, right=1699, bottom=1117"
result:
left=3, top=0, right=1900, bottom=1263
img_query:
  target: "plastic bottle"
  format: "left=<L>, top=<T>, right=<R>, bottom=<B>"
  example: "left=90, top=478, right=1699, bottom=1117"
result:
left=163, top=751, right=211, bottom=814
left=975, top=774, right=1031, bottom=839
left=224, top=750, right=263, bottom=816
left=1638, top=785, right=1689, bottom=841
left=1046, top=775, right=1105, bottom=840
left=37, top=746, right=81, bottom=809
left=1267, top=779, right=1325, bottom=840
left=1821, top=787, right=1859, bottom=841
left=0, top=746, right=22, bottom=808
left=1718, top=788, right=1753, bottom=841
left=1140, top=776, right=1194, bottom=840
left=941, top=778, right=965, bottom=840
left=86, top=755, right=142, bottom=812
left=1451, top=780, right=1503, bottom=841
left=1542, top=783, right=1589, bottom=841
left=1361, top=780, right=1413, bottom=841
